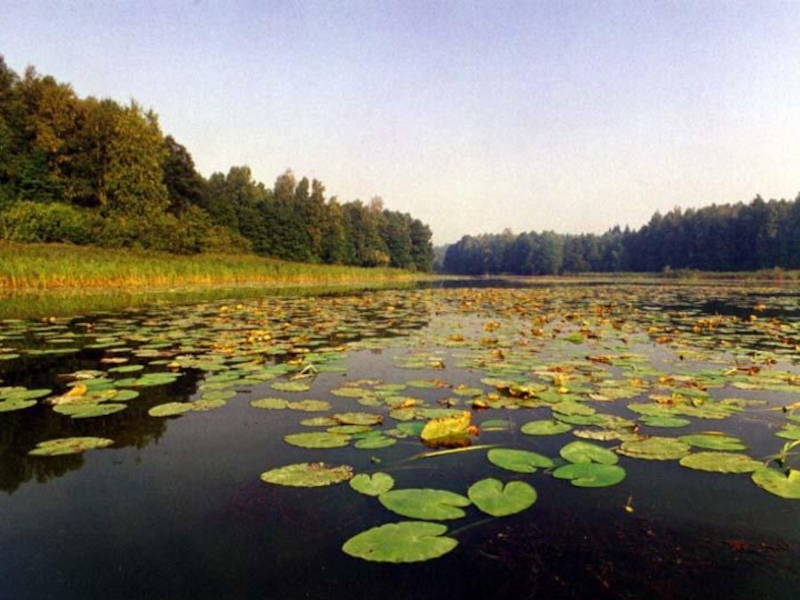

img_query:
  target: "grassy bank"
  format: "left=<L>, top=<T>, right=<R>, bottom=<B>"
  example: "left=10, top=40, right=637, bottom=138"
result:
left=0, top=242, right=428, bottom=292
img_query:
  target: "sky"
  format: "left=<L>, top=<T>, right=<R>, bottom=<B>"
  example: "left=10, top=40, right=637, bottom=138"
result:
left=2, top=1, right=800, bottom=245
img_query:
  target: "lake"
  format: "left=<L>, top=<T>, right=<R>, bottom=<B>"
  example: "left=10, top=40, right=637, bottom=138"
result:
left=1, top=280, right=800, bottom=599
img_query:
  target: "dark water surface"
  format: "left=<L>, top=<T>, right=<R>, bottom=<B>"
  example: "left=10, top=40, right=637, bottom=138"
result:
left=2, top=281, right=800, bottom=599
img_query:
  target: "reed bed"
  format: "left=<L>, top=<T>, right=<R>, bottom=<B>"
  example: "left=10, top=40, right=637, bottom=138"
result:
left=0, top=242, right=425, bottom=292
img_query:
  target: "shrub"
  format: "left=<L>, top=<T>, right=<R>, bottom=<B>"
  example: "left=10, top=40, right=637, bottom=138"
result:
left=0, top=201, right=98, bottom=244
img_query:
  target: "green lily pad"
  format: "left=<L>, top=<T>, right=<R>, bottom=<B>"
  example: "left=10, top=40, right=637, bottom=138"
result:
left=288, top=399, right=331, bottom=412
left=284, top=432, right=351, bottom=448
left=329, top=425, right=372, bottom=435
left=260, top=462, right=354, bottom=487
left=552, top=401, right=596, bottom=416
left=349, top=472, right=395, bottom=496
left=379, top=488, right=471, bottom=520
left=28, top=436, right=114, bottom=456
left=679, top=452, right=762, bottom=473
left=640, top=416, right=692, bottom=428
left=300, top=416, right=339, bottom=427
left=54, top=403, right=127, bottom=418
left=354, top=435, right=397, bottom=449
left=560, top=441, right=619, bottom=465
left=271, top=381, right=312, bottom=393
left=191, top=398, right=227, bottom=411
left=342, top=521, right=457, bottom=563
left=467, top=478, right=537, bottom=517
left=618, top=437, right=691, bottom=460
left=553, top=463, right=626, bottom=487
left=148, top=402, right=193, bottom=417
left=333, top=412, right=383, bottom=426
left=678, top=433, right=748, bottom=451
left=752, top=468, right=800, bottom=499
left=487, top=448, right=554, bottom=473
left=775, top=426, right=800, bottom=441
left=250, top=398, right=289, bottom=410
left=0, top=399, right=38, bottom=412
left=521, top=420, right=572, bottom=436
left=396, top=421, right=425, bottom=436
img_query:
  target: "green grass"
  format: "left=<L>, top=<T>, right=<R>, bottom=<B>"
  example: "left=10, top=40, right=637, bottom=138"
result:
left=0, top=242, right=428, bottom=291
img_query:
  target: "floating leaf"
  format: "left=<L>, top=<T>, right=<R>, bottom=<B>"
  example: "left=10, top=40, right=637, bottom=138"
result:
left=560, top=441, right=619, bottom=465
left=552, top=401, right=596, bottom=416
left=28, top=436, right=114, bottom=456
left=0, top=398, right=37, bottom=412
left=617, top=437, right=691, bottom=461
left=468, top=478, right=537, bottom=517
left=288, top=399, right=331, bottom=412
left=333, top=412, right=383, bottom=426
left=678, top=433, right=748, bottom=451
left=349, top=472, right=395, bottom=496
left=354, top=435, right=396, bottom=449
left=284, top=432, right=351, bottom=448
left=487, top=448, right=554, bottom=473
left=679, top=452, right=762, bottom=473
left=553, top=463, right=626, bottom=487
left=520, top=420, right=572, bottom=436
left=775, top=426, right=800, bottom=441
left=54, top=403, right=127, bottom=418
left=250, top=398, right=289, bottom=410
left=342, top=521, right=457, bottom=563
left=752, top=468, right=800, bottom=499
left=640, top=415, right=692, bottom=428
left=260, top=462, right=353, bottom=487
left=271, top=381, right=312, bottom=393
left=379, top=488, right=471, bottom=520
left=148, top=402, right=193, bottom=417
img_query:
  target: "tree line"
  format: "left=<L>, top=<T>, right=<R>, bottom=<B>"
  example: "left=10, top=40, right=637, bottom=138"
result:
left=442, top=194, right=800, bottom=274
left=0, top=56, right=433, bottom=270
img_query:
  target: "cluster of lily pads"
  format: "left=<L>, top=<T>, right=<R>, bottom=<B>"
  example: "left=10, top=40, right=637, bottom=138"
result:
left=3, top=284, right=800, bottom=563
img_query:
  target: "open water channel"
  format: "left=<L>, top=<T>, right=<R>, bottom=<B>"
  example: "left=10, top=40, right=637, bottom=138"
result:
left=1, top=280, right=800, bottom=599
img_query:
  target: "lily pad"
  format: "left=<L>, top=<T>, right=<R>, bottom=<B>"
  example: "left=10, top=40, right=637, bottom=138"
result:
left=333, top=412, right=383, bottom=426
left=678, top=433, right=748, bottom=451
left=354, top=435, right=397, bottom=449
left=54, top=403, right=127, bottom=418
left=288, top=399, right=331, bottom=412
left=752, top=468, right=800, bottom=499
left=468, top=478, right=537, bottom=517
left=342, top=521, right=457, bottom=563
left=640, top=416, right=692, bottom=428
left=271, top=381, right=312, bottom=393
left=0, top=398, right=38, bottom=412
left=250, top=398, right=289, bottom=410
left=284, top=432, right=351, bottom=448
left=379, top=488, right=471, bottom=520
left=553, top=463, right=626, bottom=487
left=260, top=462, right=354, bottom=487
left=28, top=436, right=114, bottom=456
left=148, top=402, right=193, bottom=417
left=679, top=452, right=762, bottom=473
left=520, top=420, right=572, bottom=436
left=559, top=441, right=619, bottom=465
left=349, top=472, right=395, bottom=496
left=617, top=437, right=691, bottom=460
left=487, top=448, right=554, bottom=473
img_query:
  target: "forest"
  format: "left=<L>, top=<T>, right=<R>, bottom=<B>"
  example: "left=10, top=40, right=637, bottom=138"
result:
left=442, top=194, right=800, bottom=275
left=0, top=56, right=433, bottom=271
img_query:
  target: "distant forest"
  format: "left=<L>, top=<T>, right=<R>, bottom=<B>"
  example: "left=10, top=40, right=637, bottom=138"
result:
left=442, top=195, right=800, bottom=275
left=0, top=56, right=433, bottom=271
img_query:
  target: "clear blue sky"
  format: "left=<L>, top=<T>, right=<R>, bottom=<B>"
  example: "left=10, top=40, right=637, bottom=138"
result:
left=3, top=1, right=799, bottom=244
